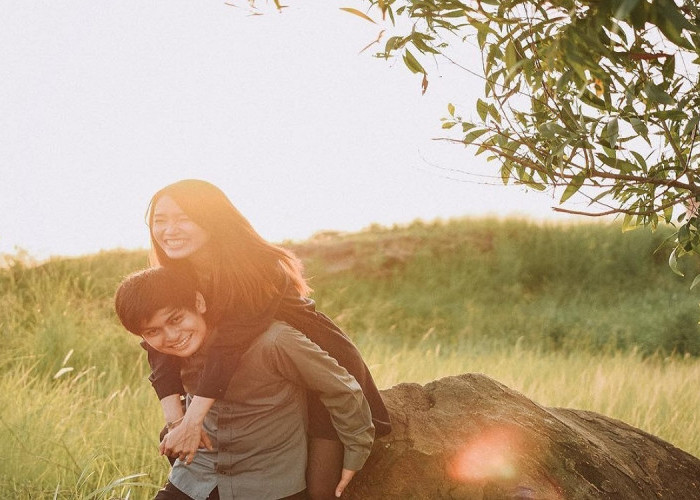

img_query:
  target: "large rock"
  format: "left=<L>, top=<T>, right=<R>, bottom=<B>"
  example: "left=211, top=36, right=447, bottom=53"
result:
left=345, top=374, right=700, bottom=499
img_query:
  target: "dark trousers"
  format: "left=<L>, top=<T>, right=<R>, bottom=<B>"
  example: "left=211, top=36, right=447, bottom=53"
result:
left=154, top=481, right=307, bottom=500
left=158, top=424, right=343, bottom=500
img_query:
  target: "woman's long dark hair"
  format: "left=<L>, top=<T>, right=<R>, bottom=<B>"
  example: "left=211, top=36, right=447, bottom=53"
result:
left=147, top=179, right=310, bottom=323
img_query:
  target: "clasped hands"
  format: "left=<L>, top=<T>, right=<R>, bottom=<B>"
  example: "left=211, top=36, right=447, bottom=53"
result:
left=160, top=417, right=213, bottom=465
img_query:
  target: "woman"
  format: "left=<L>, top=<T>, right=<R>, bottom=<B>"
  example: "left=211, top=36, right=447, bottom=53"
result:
left=144, top=179, right=391, bottom=499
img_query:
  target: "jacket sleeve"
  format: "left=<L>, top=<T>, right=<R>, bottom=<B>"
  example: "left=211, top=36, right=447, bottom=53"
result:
left=142, top=341, right=185, bottom=399
left=269, top=324, right=375, bottom=471
left=191, top=318, right=272, bottom=399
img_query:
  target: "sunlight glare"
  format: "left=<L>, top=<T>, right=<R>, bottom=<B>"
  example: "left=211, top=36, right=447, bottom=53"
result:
left=449, top=424, right=522, bottom=482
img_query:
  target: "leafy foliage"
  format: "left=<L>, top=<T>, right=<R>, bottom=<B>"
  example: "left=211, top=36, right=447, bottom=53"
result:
left=351, top=0, right=700, bottom=268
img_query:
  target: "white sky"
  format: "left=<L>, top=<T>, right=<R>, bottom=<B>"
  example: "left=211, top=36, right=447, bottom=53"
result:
left=1, top=0, right=575, bottom=260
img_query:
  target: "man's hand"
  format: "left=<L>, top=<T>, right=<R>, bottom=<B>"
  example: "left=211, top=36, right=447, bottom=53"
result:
left=159, top=418, right=213, bottom=464
left=159, top=396, right=215, bottom=464
left=335, top=468, right=357, bottom=498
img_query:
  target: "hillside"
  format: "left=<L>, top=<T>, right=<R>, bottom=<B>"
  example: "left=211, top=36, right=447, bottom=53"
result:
left=2, top=217, right=699, bottom=498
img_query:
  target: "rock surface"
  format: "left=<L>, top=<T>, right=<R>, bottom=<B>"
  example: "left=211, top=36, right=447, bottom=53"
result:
left=344, top=374, right=700, bottom=499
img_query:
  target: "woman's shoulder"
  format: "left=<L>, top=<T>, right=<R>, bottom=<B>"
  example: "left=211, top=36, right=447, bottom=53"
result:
left=257, top=321, right=324, bottom=356
left=260, top=321, right=302, bottom=342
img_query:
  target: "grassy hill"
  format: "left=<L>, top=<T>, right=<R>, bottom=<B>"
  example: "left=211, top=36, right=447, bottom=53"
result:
left=291, top=217, right=700, bottom=355
left=2, top=217, right=699, bottom=498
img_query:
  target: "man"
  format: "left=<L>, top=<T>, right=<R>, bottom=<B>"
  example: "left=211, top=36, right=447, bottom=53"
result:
left=114, top=267, right=374, bottom=500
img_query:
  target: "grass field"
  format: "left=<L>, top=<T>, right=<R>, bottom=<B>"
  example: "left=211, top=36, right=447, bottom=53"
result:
left=2, top=218, right=699, bottom=499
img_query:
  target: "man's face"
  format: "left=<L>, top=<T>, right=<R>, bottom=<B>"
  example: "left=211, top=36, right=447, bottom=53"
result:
left=139, top=292, right=208, bottom=357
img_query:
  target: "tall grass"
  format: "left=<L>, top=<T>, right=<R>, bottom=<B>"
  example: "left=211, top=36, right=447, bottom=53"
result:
left=2, top=219, right=699, bottom=498
left=297, top=218, right=700, bottom=355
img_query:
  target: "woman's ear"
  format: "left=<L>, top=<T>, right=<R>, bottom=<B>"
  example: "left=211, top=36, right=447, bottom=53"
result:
left=195, top=292, right=207, bottom=314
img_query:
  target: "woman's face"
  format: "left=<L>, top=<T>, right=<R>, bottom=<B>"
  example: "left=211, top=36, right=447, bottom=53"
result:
left=151, top=195, right=211, bottom=261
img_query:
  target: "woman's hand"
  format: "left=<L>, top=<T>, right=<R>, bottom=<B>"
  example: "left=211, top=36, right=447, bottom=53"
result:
left=159, top=418, right=213, bottom=464
left=159, top=396, right=215, bottom=464
left=334, top=468, right=357, bottom=498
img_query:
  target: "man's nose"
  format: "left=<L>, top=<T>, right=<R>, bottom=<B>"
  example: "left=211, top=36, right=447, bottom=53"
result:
left=163, top=326, right=179, bottom=341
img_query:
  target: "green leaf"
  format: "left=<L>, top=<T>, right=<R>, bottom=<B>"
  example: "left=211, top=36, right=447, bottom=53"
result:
left=580, top=89, right=607, bottom=110
left=339, top=7, right=376, bottom=24
left=472, top=21, right=497, bottom=49
left=556, top=70, right=574, bottom=93
left=661, top=53, right=676, bottom=80
left=622, top=213, right=638, bottom=232
left=505, top=39, right=518, bottom=69
left=411, top=34, right=440, bottom=55
left=500, top=162, right=512, bottom=185
left=669, top=247, right=684, bottom=277
left=448, top=103, right=455, bottom=117
left=653, top=110, right=687, bottom=120
left=402, top=49, right=425, bottom=74
left=664, top=203, right=674, bottom=223
left=690, top=274, right=700, bottom=290
left=589, top=188, right=613, bottom=205
left=654, top=0, right=696, bottom=50
left=645, top=82, right=675, bottom=106
left=560, top=172, right=586, bottom=203
left=440, top=9, right=468, bottom=18
left=683, top=115, right=700, bottom=137
left=442, top=122, right=456, bottom=129
left=462, top=122, right=477, bottom=133
left=631, top=151, right=648, bottom=172
left=603, top=118, right=619, bottom=148
left=475, top=135, right=496, bottom=156
left=613, top=0, right=642, bottom=21
left=487, top=103, right=501, bottom=124
left=595, top=153, right=637, bottom=174
left=476, top=99, right=488, bottom=121
left=463, top=128, right=489, bottom=145
left=383, top=36, right=403, bottom=56
left=628, top=117, right=648, bottom=137
left=629, top=0, right=649, bottom=30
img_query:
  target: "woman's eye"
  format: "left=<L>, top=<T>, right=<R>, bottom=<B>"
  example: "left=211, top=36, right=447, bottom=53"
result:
left=170, top=314, right=183, bottom=324
left=142, top=330, right=157, bottom=337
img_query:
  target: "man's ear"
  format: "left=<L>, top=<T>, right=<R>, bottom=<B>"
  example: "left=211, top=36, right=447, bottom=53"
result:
left=195, top=292, right=207, bottom=314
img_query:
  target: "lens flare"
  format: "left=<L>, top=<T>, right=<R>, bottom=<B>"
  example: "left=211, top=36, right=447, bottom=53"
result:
left=448, top=424, right=524, bottom=483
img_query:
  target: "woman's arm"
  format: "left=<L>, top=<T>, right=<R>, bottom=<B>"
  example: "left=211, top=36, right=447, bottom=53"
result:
left=270, top=324, right=375, bottom=496
left=160, top=393, right=185, bottom=426
left=159, top=396, right=215, bottom=464
left=143, top=341, right=186, bottom=399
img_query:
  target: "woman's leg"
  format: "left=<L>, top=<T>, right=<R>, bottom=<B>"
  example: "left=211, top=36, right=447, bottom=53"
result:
left=306, top=437, right=344, bottom=500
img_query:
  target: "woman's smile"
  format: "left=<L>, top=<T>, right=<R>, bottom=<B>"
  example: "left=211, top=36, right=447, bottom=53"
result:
left=163, top=238, right=188, bottom=249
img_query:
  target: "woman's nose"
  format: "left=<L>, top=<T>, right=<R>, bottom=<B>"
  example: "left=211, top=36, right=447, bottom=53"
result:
left=163, top=221, right=179, bottom=235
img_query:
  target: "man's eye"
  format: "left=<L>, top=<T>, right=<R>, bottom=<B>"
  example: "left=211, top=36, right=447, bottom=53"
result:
left=170, top=314, right=183, bottom=324
left=142, top=330, right=157, bottom=337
